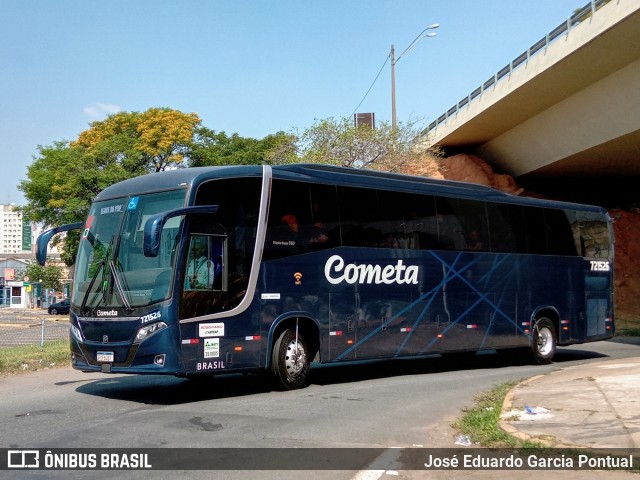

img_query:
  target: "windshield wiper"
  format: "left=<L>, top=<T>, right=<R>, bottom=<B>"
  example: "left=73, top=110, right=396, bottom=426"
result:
left=80, top=257, right=106, bottom=313
left=107, top=223, right=133, bottom=312
left=80, top=236, right=114, bottom=313
left=109, top=259, right=132, bottom=312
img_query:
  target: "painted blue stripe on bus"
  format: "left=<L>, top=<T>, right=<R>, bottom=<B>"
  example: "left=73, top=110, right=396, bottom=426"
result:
left=334, top=250, right=533, bottom=360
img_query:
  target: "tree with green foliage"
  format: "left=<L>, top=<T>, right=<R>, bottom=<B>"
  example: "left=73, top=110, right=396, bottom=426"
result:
left=297, top=116, right=434, bottom=173
left=21, top=107, right=203, bottom=224
left=189, top=128, right=298, bottom=166
left=17, top=262, right=64, bottom=292
left=19, top=107, right=204, bottom=264
left=72, top=107, right=202, bottom=172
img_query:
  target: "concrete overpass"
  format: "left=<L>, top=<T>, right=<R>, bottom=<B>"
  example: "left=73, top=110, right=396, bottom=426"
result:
left=424, top=0, right=640, bottom=204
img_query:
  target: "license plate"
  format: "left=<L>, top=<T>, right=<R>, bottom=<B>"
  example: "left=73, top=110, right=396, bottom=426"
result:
left=97, top=351, right=114, bottom=363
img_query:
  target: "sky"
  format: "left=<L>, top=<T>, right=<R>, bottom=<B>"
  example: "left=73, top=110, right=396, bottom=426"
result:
left=2, top=0, right=585, bottom=205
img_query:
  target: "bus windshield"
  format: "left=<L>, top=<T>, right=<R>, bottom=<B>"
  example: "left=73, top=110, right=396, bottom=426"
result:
left=72, top=189, right=186, bottom=309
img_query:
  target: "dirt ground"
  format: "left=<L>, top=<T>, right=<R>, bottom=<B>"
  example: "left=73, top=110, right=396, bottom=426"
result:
left=610, top=209, right=640, bottom=331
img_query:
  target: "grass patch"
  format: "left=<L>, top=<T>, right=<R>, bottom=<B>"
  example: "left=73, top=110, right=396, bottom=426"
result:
left=617, top=327, right=640, bottom=337
left=0, top=342, right=71, bottom=375
left=615, top=316, right=640, bottom=336
left=454, top=381, right=547, bottom=448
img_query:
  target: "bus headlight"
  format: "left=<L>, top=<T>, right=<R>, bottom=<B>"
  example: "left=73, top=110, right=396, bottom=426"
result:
left=70, top=324, right=83, bottom=342
left=135, top=322, right=168, bottom=343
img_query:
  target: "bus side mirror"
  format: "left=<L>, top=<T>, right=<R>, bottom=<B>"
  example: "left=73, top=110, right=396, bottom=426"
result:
left=143, top=205, right=219, bottom=257
left=36, top=222, right=84, bottom=266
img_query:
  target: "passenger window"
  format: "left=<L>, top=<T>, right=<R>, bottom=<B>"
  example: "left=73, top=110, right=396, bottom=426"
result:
left=402, top=193, right=439, bottom=250
left=338, top=186, right=380, bottom=247
left=566, top=210, right=610, bottom=258
left=309, top=184, right=339, bottom=249
left=264, top=180, right=311, bottom=259
left=523, top=207, right=548, bottom=254
left=376, top=190, right=406, bottom=249
left=545, top=209, right=577, bottom=256
left=487, top=203, right=526, bottom=253
left=435, top=197, right=488, bottom=251
left=264, top=180, right=339, bottom=259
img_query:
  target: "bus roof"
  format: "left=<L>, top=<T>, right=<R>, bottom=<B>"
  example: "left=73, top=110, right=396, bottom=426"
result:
left=95, top=163, right=605, bottom=213
left=94, top=165, right=263, bottom=201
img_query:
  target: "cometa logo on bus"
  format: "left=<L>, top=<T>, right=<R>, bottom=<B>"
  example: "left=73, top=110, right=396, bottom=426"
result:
left=324, top=254, right=419, bottom=285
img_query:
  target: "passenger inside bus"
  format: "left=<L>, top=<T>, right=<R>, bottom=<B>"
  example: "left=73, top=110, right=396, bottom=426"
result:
left=466, top=229, right=484, bottom=251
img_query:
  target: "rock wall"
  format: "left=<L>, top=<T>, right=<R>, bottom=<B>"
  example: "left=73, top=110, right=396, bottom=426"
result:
left=440, top=154, right=524, bottom=195
left=610, top=209, right=640, bottom=328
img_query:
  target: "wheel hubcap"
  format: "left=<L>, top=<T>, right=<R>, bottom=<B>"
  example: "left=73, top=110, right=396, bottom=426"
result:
left=285, top=339, right=306, bottom=377
left=537, top=327, right=553, bottom=355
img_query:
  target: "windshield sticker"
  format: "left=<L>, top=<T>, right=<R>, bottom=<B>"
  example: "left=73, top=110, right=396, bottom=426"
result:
left=127, top=197, right=139, bottom=210
left=82, top=217, right=94, bottom=240
left=100, top=204, right=124, bottom=215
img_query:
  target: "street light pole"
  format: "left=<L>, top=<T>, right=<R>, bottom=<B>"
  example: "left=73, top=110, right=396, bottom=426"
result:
left=391, top=23, right=439, bottom=130
left=391, top=44, right=397, bottom=131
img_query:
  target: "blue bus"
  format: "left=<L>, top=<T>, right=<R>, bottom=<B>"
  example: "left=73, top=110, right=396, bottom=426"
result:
left=37, top=164, right=614, bottom=389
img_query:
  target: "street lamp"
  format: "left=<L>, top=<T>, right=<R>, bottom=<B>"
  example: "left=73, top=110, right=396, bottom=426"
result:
left=391, top=23, right=439, bottom=129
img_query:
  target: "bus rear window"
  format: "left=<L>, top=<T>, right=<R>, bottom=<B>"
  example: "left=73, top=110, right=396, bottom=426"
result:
left=566, top=211, right=611, bottom=259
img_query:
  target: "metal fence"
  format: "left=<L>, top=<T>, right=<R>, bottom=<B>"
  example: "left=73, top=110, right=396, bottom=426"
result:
left=426, top=0, right=613, bottom=134
left=0, top=308, right=69, bottom=348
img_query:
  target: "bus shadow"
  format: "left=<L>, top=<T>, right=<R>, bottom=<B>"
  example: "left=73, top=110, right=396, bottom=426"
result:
left=74, top=346, right=608, bottom=404
left=74, top=371, right=277, bottom=404
left=308, top=347, right=609, bottom=387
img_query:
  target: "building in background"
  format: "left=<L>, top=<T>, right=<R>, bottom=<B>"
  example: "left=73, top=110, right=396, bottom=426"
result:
left=0, top=204, right=67, bottom=308
left=0, top=204, right=29, bottom=254
left=0, top=258, right=29, bottom=307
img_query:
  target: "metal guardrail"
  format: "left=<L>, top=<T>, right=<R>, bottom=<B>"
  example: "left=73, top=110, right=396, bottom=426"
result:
left=0, top=309, right=69, bottom=347
left=426, top=0, right=612, bottom=135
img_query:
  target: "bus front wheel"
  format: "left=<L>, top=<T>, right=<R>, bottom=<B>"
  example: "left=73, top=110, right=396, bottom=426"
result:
left=531, top=318, right=556, bottom=364
left=272, top=329, right=310, bottom=390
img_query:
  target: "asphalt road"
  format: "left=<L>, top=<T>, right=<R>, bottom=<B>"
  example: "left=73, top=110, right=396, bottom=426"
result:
left=1, top=339, right=639, bottom=480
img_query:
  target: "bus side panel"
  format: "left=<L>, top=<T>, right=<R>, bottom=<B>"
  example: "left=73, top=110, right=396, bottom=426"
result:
left=260, top=249, right=535, bottom=361
left=225, top=249, right=611, bottom=369
left=178, top=300, right=264, bottom=375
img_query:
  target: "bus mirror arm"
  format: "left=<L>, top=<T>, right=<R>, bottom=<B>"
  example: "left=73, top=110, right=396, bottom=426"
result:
left=143, top=205, right=219, bottom=257
left=36, top=222, right=84, bottom=266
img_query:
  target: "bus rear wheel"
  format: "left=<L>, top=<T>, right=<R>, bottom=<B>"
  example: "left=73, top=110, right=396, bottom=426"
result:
left=531, top=318, right=556, bottom=364
left=272, top=328, right=310, bottom=390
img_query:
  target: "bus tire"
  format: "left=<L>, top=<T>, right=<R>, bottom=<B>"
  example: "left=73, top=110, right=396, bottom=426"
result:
left=531, top=318, right=556, bottom=364
left=272, top=328, right=310, bottom=390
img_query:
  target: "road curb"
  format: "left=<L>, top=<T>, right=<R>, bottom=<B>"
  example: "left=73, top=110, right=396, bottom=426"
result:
left=498, top=368, right=596, bottom=448
left=499, top=373, right=579, bottom=448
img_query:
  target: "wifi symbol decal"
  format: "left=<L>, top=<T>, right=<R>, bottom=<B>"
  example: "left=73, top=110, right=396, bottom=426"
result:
left=293, top=272, right=303, bottom=285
